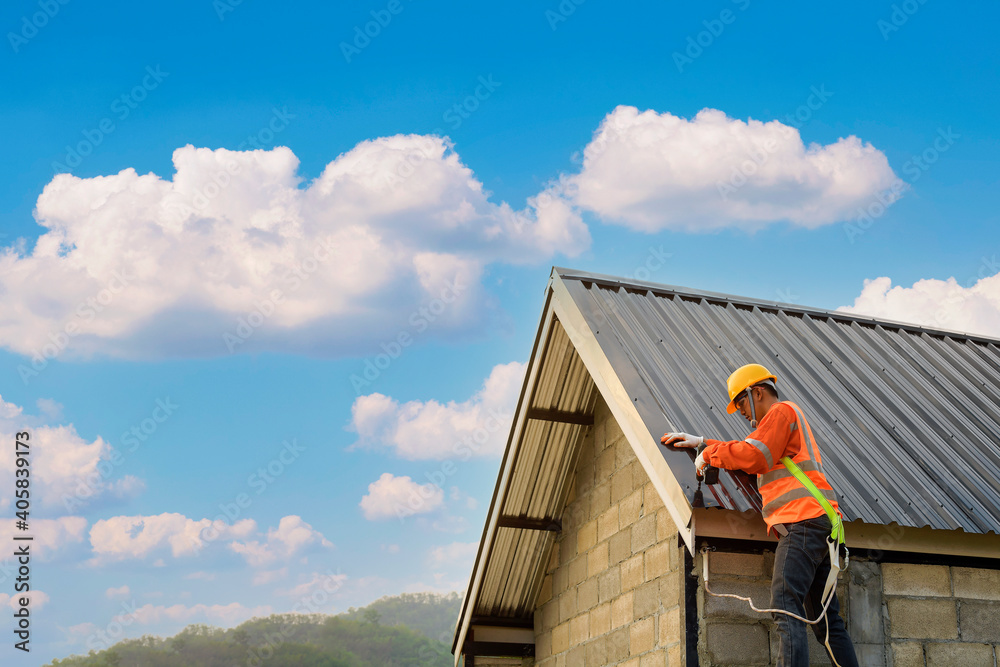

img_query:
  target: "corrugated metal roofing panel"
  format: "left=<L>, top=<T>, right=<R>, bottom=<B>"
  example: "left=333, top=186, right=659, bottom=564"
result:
left=471, top=318, right=596, bottom=620
left=556, top=268, right=1000, bottom=536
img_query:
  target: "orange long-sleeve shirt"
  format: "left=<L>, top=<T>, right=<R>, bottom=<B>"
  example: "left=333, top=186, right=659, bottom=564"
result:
left=702, top=401, right=839, bottom=532
left=702, top=401, right=800, bottom=475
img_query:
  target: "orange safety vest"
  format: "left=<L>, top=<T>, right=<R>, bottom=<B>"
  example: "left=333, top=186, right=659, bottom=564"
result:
left=703, top=401, right=840, bottom=535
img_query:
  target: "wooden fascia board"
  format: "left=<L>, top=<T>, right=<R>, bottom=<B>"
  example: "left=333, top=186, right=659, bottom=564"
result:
left=692, top=507, right=1000, bottom=560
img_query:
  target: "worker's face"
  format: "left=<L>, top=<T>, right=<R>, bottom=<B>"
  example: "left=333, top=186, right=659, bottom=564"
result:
left=736, top=387, right=757, bottom=421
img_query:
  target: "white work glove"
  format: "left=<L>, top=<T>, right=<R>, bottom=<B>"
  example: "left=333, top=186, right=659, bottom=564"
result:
left=694, top=449, right=708, bottom=477
left=660, top=432, right=705, bottom=448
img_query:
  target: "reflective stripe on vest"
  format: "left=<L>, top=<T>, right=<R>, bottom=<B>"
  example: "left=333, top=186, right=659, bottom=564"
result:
left=762, top=486, right=838, bottom=519
left=786, top=401, right=824, bottom=473
left=759, top=458, right=821, bottom=486
left=745, top=438, right=774, bottom=469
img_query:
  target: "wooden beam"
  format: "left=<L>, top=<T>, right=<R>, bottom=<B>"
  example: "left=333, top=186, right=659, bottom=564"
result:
left=525, top=407, right=594, bottom=425
left=462, top=641, right=535, bottom=658
left=496, top=515, right=562, bottom=531
left=470, top=616, right=535, bottom=628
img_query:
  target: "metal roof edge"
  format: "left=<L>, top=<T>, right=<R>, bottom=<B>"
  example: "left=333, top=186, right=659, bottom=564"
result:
left=551, top=266, right=1000, bottom=348
left=548, top=271, right=697, bottom=554
left=451, top=285, right=559, bottom=662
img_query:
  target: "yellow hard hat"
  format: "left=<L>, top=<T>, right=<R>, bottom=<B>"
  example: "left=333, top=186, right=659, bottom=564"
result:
left=726, top=363, right=777, bottom=414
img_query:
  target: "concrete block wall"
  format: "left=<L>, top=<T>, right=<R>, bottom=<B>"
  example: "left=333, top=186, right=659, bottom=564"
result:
left=533, top=396, right=686, bottom=666
left=884, top=563, right=1000, bottom=666
left=696, top=551, right=1000, bottom=666
left=696, top=548, right=852, bottom=666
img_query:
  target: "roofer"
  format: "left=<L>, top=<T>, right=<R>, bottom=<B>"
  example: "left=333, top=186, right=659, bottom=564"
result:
left=661, top=363, right=859, bottom=667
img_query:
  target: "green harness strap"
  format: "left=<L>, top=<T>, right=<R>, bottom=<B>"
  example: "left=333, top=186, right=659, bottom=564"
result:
left=779, top=456, right=845, bottom=545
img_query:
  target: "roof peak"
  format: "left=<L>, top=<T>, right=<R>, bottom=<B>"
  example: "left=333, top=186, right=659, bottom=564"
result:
left=550, top=266, right=1000, bottom=347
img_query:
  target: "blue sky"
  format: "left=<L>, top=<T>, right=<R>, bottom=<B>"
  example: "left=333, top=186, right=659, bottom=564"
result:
left=2, top=0, right=1000, bottom=663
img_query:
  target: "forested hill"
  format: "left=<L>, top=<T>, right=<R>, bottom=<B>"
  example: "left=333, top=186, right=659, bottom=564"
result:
left=339, top=591, right=463, bottom=643
left=45, top=593, right=463, bottom=667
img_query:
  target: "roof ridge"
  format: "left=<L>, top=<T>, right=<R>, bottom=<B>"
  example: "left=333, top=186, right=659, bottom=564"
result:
left=550, top=266, right=1000, bottom=347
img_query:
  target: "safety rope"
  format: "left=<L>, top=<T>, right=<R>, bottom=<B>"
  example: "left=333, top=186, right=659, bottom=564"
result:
left=701, top=544, right=845, bottom=667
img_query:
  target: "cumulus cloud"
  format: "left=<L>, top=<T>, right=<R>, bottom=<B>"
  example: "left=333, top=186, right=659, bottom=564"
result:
left=350, top=361, right=521, bottom=460
left=549, top=105, right=900, bottom=232
left=838, top=267, right=1000, bottom=338
left=228, top=515, right=333, bottom=568
left=0, top=396, right=140, bottom=515
left=359, top=473, right=445, bottom=521
left=88, top=513, right=256, bottom=563
left=1, top=138, right=589, bottom=360
left=0, top=517, right=88, bottom=560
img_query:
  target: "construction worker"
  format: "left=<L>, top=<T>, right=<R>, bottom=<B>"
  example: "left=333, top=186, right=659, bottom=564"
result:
left=661, top=363, right=859, bottom=667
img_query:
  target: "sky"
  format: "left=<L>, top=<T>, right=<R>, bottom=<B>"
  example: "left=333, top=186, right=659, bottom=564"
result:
left=2, top=0, right=1000, bottom=663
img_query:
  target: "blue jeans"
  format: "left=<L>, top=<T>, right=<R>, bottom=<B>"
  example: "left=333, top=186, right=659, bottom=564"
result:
left=771, top=516, right=859, bottom=667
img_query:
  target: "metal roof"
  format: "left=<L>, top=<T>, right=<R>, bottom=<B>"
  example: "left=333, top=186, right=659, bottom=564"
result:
left=556, top=267, right=1000, bottom=535
left=453, top=266, right=1000, bottom=662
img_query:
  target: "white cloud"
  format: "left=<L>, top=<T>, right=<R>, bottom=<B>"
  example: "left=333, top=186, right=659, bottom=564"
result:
left=0, top=516, right=87, bottom=559
left=275, top=571, right=348, bottom=598
left=838, top=269, right=1000, bottom=338
left=88, top=513, right=256, bottom=563
left=359, top=473, right=444, bottom=521
left=121, top=601, right=271, bottom=627
left=0, top=590, right=49, bottom=611
left=105, top=585, right=130, bottom=599
left=429, top=541, right=479, bottom=567
left=1, top=138, right=588, bottom=360
left=228, top=515, right=333, bottom=568
left=0, top=396, right=139, bottom=514
left=350, top=361, right=521, bottom=460
left=550, top=105, right=900, bottom=232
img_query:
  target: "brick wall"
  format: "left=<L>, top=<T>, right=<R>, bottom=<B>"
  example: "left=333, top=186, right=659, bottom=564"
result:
left=696, top=550, right=1000, bottom=666
left=533, top=396, right=686, bottom=666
